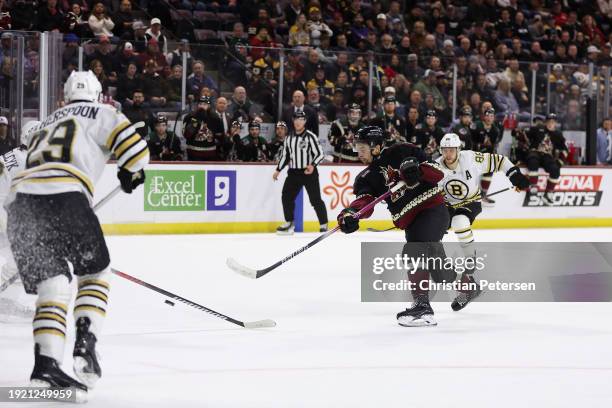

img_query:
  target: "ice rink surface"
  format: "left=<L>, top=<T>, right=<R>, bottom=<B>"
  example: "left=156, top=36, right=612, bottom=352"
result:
left=2, top=228, right=612, bottom=407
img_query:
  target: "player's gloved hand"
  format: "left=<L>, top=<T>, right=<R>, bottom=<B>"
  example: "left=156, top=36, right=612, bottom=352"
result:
left=506, top=166, right=530, bottom=191
left=399, top=157, right=421, bottom=186
left=337, top=208, right=359, bottom=234
left=118, top=168, right=145, bottom=194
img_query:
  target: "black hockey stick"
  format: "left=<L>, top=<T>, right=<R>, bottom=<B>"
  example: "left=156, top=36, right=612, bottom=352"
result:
left=366, top=187, right=514, bottom=232
left=227, top=182, right=406, bottom=279
left=111, top=268, right=276, bottom=329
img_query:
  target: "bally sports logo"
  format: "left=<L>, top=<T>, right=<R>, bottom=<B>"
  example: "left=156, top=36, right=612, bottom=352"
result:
left=523, top=174, right=603, bottom=207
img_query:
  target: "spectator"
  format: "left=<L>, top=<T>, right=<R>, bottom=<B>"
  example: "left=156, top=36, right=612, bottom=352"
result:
left=122, top=89, right=154, bottom=136
left=138, top=37, right=168, bottom=73
left=306, top=86, right=331, bottom=124
left=168, top=41, right=192, bottom=69
left=186, top=60, right=218, bottom=100
left=281, top=65, right=306, bottom=105
left=249, top=26, right=274, bottom=61
left=306, top=6, right=332, bottom=47
left=288, top=13, right=310, bottom=47
left=562, top=99, right=585, bottom=130
left=88, top=2, right=115, bottom=38
left=165, top=64, right=183, bottom=106
left=225, top=22, right=247, bottom=50
left=284, top=0, right=303, bottom=27
left=227, top=86, right=257, bottom=122
left=371, top=95, right=407, bottom=145
left=123, top=20, right=148, bottom=52
left=0, top=116, right=11, bottom=154
left=597, top=118, right=612, bottom=164
left=413, top=69, right=446, bottom=111
left=11, top=0, right=36, bottom=30
left=306, top=63, right=334, bottom=101
left=282, top=90, right=318, bottom=134
left=213, top=97, right=231, bottom=135
left=116, top=62, right=142, bottom=104
left=64, top=3, right=91, bottom=38
left=145, top=18, right=168, bottom=55
left=493, top=77, right=520, bottom=116
left=113, top=0, right=134, bottom=38
left=141, top=59, right=173, bottom=108
left=403, top=54, right=423, bottom=84
left=37, top=0, right=64, bottom=32
left=504, top=58, right=526, bottom=91
left=247, top=7, right=275, bottom=39
left=582, top=14, right=605, bottom=45
left=88, top=36, right=116, bottom=76
left=147, top=115, right=183, bottom=161
left=247, top=63, right=274, bottom=119
left=113, top=41, right=138, bottom=74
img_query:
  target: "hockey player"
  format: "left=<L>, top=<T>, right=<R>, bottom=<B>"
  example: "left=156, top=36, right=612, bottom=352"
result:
left=7, top=71, right=149, bottom=400
left=0, top=120, right=40, bottom=322
left=414, top=110, right=444, bottom=159
left=451, top=106, right=476, bottom=150
left=436, top=133, right=529, bottom=310
left=525, top=113, right=568, bottom=206
left=328, top=103, right=364, bottom=163
left=473, top=107, right=503, bottom=206
left=337, top=126, right=450, bottom=327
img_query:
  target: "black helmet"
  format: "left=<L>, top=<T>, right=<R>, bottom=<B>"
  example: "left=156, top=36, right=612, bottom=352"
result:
left=155, top=114, right=168, bottom=124
left=248, top=120, right=260, bottom=129
left=425, top=110, right=437, bottom=118
left=460, top=106, right=473, bottom=117
left=546, top=113, right=558, bottom=121
left=355, top=126, right=384, bottom=147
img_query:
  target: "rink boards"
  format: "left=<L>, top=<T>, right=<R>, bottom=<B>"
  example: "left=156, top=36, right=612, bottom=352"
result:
left=94, top=163, right=612, bottom=235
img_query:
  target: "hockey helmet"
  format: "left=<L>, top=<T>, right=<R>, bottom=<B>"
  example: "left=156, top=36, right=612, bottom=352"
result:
left=459, top=106, right=473, bottom=117
left=64, top=70, right=102, bottom=103
left=439, top=133, right=462, bottom=152
left=354, top=126, right=384, bottom=148
left=276, top=121, right=288, bottom=128
left=20, top=120, right=41, bottom=146
left=348, top=103, right=362, bottom=124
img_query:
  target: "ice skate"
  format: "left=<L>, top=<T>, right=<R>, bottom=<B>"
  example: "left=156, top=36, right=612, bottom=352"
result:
left=73, top=317, right=102, bottom=388
left=397, top=295, right=437, bottom=327
left=276, top=221, right=295, bottom=235
left=30, top=344, right=88, bottom=403
left=451, top=275, right=483, bottom=311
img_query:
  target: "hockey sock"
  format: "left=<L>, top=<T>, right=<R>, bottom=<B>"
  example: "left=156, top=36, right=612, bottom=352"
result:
left=528, top=171, right=538, bottom=187
left=74, top=266, right=111, bottom=337
left=480, top=174, right=492, bottom=196
left=546, top=177, right=559, bottom=193
left=33, top=275, right=71, bottom=361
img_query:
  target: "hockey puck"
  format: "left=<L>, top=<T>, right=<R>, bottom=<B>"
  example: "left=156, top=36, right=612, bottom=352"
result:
left=164, top=300, right=175, bottom=306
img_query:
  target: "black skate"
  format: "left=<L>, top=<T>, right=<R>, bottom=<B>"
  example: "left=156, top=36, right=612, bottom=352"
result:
left=73, top=317, right=101, bottom=388
left=30, top=344, right=88, bottom=403
left=451, top=276, right=483, bottom=311
left=481, top=196, right=496, bottom=207
left=276, top=221, right=295, bottom=235
left=542, top=192, right=554, bottom=206
left=397, top=295, right=437, bottom=327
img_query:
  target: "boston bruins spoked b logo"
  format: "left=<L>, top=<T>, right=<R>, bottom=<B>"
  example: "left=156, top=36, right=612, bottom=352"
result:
left=444, top=179, right=469, bottom=200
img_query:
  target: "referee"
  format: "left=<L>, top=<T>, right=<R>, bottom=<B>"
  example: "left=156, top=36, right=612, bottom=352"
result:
left=273, top=110, right=328, bottom=235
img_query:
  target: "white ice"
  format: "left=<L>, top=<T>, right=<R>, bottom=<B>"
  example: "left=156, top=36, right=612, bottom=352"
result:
left=1, top=228, right=612, bottom=407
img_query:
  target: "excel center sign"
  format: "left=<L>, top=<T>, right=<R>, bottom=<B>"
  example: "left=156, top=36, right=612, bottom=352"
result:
left=144, top=170, right=236, bottom=211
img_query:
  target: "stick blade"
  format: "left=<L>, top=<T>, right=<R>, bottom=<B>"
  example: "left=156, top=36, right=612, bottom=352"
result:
left=243, top=319, right=277, bottom=329
left=226, top=257, right=258, bottom=279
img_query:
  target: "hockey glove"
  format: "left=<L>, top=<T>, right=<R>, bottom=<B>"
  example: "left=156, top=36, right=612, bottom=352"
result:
left=506, top=166, right=530, bottom=191
left=118, top=168, right=145, bottom=194
left=337, top=208, right=360, bottom=234
left=399, top=157, right=421, bottom=186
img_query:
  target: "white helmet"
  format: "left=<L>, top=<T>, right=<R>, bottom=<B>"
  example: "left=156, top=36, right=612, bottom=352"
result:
left=20, top=120, right=41, bottom=146
left=439, top=133, right=462, bottom=152
left=63, top=70, right=102, bottom=103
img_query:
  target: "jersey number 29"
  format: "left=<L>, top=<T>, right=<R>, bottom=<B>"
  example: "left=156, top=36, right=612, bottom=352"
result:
left=27, top=120, right=76, bottom=168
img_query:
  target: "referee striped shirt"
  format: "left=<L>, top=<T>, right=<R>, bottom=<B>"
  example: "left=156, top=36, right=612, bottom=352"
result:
left=277, top=129, right=324, bottom=170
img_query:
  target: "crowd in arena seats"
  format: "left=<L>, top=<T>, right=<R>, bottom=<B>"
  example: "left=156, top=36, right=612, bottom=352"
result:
left=0, top=0, right=611, bottom=162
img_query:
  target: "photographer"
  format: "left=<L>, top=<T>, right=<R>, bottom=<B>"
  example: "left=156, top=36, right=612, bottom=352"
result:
left=147, top=115, right=183, bottom=161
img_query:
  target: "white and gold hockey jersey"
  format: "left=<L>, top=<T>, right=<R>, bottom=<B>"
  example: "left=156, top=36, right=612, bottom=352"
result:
left=435, top=150, right=514, bottom=207
left=11, top=102, right=149, bottom=202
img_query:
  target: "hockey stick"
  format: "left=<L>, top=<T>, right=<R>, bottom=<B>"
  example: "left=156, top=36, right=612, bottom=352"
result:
left=111, top=268, right=276, bottom=329
left=227, top=182, right=406, bottom=279
left=0, top=272, right=18, bottom=293
left=366, top=186, right=514, bottom=232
